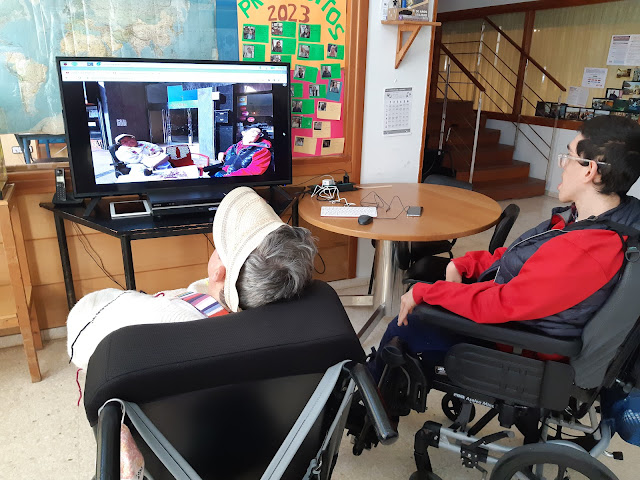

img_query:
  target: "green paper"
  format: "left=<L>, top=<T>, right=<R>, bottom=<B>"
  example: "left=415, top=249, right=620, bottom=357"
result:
left=292, top=116, right=313, bottom=129
left=271, top=21, right=297, bottom=37
left=291, top=99, right=315, bottom=114
left=297, top=44, right=325, bottom=61
left=326, top=44, right=345, bottom=60
left=292, top=65, right=319, bottom=83
left=320, top=63, right=341, bottom=79
left=308, top=84, right=327, bottom=98
left=242, top=24, right=269, bottom=43
left=291, top=82, right=303, bottom=97
left=271, top=37, right=296, bottom=54
left=242, top=44, right=266, bottom=62
left=269, top=54, right=291, bottom=65
left=298, top=24, right=321, bottom=43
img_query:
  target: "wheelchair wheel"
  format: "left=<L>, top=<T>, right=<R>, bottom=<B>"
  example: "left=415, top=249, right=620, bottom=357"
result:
left=441, top=393, right=475, bottom=422
left=489, top=444, right=619, bottom=480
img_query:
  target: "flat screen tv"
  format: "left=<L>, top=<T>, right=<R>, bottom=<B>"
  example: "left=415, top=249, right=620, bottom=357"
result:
left=56, top=57, right=292, bottom=201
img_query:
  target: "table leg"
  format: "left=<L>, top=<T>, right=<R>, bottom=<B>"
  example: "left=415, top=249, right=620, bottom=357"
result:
left=54, top=215, right=76, bottom=309
left=121, top=236, right=136, bottom=290
left=357, top=240, right=404, bottom=342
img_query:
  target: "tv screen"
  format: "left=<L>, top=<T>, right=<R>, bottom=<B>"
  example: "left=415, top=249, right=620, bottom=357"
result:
left=56, top=57, right=292, bottom=199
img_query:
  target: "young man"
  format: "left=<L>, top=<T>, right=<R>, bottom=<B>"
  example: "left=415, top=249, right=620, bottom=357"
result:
left=67, top=187, right=317, bottom=369
left=373, top=115, right=640, bottom=376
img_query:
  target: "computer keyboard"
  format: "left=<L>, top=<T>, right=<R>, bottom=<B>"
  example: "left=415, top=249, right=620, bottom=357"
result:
left=320, top=206, right=378, bottom=218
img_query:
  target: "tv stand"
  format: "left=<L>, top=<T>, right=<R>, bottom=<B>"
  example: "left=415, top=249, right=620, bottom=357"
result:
left=83, top=196, right=102, bottom=218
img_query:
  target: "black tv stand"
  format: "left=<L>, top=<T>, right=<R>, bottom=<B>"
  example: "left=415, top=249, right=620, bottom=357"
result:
left=83, top=196, right=102, bottom=218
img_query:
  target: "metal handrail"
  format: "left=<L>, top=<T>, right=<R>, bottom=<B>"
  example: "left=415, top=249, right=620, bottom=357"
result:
left=438, top=41, right=486, bottom=92
left=483, top=16, right=566, bottom=92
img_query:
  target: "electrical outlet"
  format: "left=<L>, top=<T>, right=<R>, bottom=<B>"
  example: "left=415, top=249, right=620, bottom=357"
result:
left=116, top=119, right=127, bottom=127
left=12, top=146, right=21, bottom=154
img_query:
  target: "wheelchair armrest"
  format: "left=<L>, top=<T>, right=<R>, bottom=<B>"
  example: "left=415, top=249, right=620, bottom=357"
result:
left=95, top=402, right=121, bottom=480
left=412, top=304, right=582, bottom=357
left=345, top=362, right=398, bottom=446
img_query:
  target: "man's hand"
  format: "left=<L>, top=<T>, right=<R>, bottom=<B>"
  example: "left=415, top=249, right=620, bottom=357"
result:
left=445, top=261, right=463, bottom=283
left=398, top=287, right=417, bottom=327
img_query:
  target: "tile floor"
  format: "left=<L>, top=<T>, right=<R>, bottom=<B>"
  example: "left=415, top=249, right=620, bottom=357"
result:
left=0, top=195, right=635, bottom=480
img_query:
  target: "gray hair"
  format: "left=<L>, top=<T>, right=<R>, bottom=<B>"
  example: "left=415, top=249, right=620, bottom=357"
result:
left=236, top=225, right=317, bottom=310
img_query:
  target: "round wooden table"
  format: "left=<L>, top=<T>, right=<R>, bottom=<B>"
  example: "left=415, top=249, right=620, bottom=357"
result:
left=298, top=183, right=502, bottom=341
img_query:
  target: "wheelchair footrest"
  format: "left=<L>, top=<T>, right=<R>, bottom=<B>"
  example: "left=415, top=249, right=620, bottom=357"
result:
left=444, top=344, right=574, bottom=410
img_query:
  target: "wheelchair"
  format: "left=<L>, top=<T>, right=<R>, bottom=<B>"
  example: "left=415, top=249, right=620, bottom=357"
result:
left=83, top=281, right=397, bottom=480
left=353, top=240, right=640, bottom=480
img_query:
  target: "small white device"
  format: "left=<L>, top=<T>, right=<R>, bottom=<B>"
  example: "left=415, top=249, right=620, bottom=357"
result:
left=321, top=206, right=378, bottom=218
left=110, top=199, right=152, bottom=219
left=321, top=178, right=336, bottom=186
left=407, top=206, right=423, bottom=217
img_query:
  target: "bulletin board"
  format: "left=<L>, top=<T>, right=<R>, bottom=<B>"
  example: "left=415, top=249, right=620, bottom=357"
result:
left=237, top=0, right=347, bottom=158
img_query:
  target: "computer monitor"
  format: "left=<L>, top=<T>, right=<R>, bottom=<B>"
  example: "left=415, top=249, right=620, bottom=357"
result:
left=56, top=57, right=292, bottom=200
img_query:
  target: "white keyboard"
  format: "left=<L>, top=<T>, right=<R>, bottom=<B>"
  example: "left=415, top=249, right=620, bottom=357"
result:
left=320, top=206, right=378, bottom=218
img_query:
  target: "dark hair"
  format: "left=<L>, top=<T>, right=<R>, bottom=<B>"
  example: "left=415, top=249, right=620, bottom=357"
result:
left=578, top=115, right=640, bottom=197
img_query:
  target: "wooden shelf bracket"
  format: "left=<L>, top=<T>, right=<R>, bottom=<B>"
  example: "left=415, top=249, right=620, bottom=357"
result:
left=382, top=21, right=442, bottom=69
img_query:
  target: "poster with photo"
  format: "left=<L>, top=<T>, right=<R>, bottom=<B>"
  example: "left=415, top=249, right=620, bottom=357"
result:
left=238, top=0, right=347, bottom=157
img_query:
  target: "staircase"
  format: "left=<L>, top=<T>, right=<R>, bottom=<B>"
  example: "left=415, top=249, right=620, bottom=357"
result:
left=427, top=100, right=546, bottom=200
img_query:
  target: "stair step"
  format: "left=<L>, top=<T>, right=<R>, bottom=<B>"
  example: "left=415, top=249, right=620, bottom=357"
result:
left=429, top=99, right=475, bottom=113
left=426, top=128, right=501, bottom=148
left=449, top=143, right=515, bottom=169
left=473, top=177, right=547, bottom=201
left=456, top=159, right=530, bottom=183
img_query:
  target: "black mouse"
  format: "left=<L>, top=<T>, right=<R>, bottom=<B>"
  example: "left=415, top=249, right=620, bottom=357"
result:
left=358, top=214, right=373, bottom=225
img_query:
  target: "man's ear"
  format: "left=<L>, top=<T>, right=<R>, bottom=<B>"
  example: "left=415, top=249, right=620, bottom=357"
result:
left=584, top=162, right=601, bottom=184
left=210, top=264, right=226, bottom=282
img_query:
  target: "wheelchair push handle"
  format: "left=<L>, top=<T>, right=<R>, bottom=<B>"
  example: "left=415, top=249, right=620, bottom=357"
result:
left=345, top=362, right=399, bottom=445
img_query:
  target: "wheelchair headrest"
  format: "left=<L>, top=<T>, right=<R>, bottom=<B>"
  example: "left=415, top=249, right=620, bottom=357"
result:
left=83, top=280, right=364, bottom=425
left=571, top=258, right=640, bottom=389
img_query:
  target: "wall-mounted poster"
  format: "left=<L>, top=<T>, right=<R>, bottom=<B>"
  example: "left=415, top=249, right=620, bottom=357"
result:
left=237, top=0, right=347, bottom=157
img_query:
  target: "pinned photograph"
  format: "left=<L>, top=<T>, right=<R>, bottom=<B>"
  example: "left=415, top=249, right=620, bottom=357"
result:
left=613, top=98, right=630, bottom=111
left=292, top=116, right=302, bottom=128
left=322, top=139, right=331, bottom=148
left=318, top=101, right=327, bottom=111
left=271, top=39, right=283, bottom=53
left=321, top=65, right=332, bottom=78
left=299, top=24, right=310, bottom=39
left=623, top=81, right=640, bottom=96
left=271, top=54, right=281, bottom=62
left=329, top=80, right=341, bottom=93
left=271, top=22, right=283, bottom=36
left=628, top=98, right=640, bottom=112
left=242, top=26, right=255, bottom=41
left=327, top=44, right=338, bottom=58
left=293, top=65, right=306, bottom=79
left=292, top=100, right=303, bottom=112
left=290, top=85, right=295, bottom=97
left=313, top=121, right=323, bottom=131
left=298, top=44, right=310, bottom=59
left=617, top=68, right=632, bottom=78
left=606, top=88, right=623, bottom=100
left=594, top=109, right=611, bottom=117
left=579, top=108, right=595, bottom=121
left=295, top=137, right=304, bottom=146
left=633, top=68, right=640, bottom=82
left=592, top=98, right=613, bottom=110
left=309, top=84, right=320, bottom=97
left=243, top=45, right=255, bottom=59
left=565, top=107, right=580, bottom=120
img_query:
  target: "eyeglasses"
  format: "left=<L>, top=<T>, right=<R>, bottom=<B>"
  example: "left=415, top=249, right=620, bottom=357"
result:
left=557, top=153, right=610, bottom=170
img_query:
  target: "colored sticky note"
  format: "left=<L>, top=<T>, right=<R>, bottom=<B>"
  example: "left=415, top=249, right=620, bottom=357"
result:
left=320, top=138, right=345, bottom=155
left=242, top=24, right=269, bottom=43
left=297, top=44, right=325, bottom=61
left=308, top=84, right=327, bottom=98
left=242, top=44, right=266, bottom=61
left=326, top=44, right=345, bottom=60
left=271, top=21, right=297, bottom=37
left=293, top=136, right=317, bottom=154
left=317, top=101, right=342, bottom=120
left=320, top=63, right=341, bottom=79
left=291, top=99, right=315, bottom=114
left=326, top=79, right=342, bottom=101
left=292, top=65, right=319, bottom=83
left=271, top=38, right=296, bottom=54
left=312, top=120, right=331, bottom=138
left=298, top=24, right=321, bottom=43
left=292, top=116, right=313, bottom=129
left=291, top=82, right=304, bottom=98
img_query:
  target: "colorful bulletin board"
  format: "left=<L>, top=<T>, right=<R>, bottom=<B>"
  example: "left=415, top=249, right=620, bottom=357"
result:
left=237, top=0, right=347, bottom=157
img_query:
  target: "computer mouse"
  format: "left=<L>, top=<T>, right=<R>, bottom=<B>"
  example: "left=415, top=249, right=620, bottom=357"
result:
left=358, top=215, right=373, bottom=225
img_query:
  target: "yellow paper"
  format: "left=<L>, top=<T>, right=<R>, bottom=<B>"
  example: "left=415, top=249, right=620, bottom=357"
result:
left=293, top=136, right=317, bottom=154
left=316, top=101, right=342, bottom=120
left=320, top=138, right=344, bottom=155
left=312, top=121, right=331, bottom=138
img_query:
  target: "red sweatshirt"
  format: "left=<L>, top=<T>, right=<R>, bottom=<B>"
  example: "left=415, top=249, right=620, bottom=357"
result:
left=222, top=141, right=272, bottom=176
left=412, top=229, right=624, bottom=325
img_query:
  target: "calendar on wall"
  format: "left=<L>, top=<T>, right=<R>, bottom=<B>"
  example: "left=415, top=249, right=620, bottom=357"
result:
left=383, top=87, right=412, bottom=136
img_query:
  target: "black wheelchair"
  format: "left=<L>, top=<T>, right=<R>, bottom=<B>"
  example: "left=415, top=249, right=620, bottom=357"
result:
left=352, top=241, right=640, bottom=480
left=83, top=281, right=397, bottom=480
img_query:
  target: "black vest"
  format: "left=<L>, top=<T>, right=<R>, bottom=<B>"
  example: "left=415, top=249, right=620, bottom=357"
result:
left=224, top=140, right=272, bottom=174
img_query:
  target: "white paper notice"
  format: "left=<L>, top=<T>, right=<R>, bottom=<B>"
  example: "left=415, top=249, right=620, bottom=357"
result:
left=607, top=34, right=640, bottom=66
left=582, top=68, right=608, bottom=89
left=383, top=87, right=412, bottom=136
left=566, top=86, right=589, bottom=108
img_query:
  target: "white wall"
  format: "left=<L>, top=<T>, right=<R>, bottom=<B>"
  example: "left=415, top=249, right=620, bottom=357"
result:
left=356, top=0, right=435, bottom=277
left=438, top=0, right=531, bottom=13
